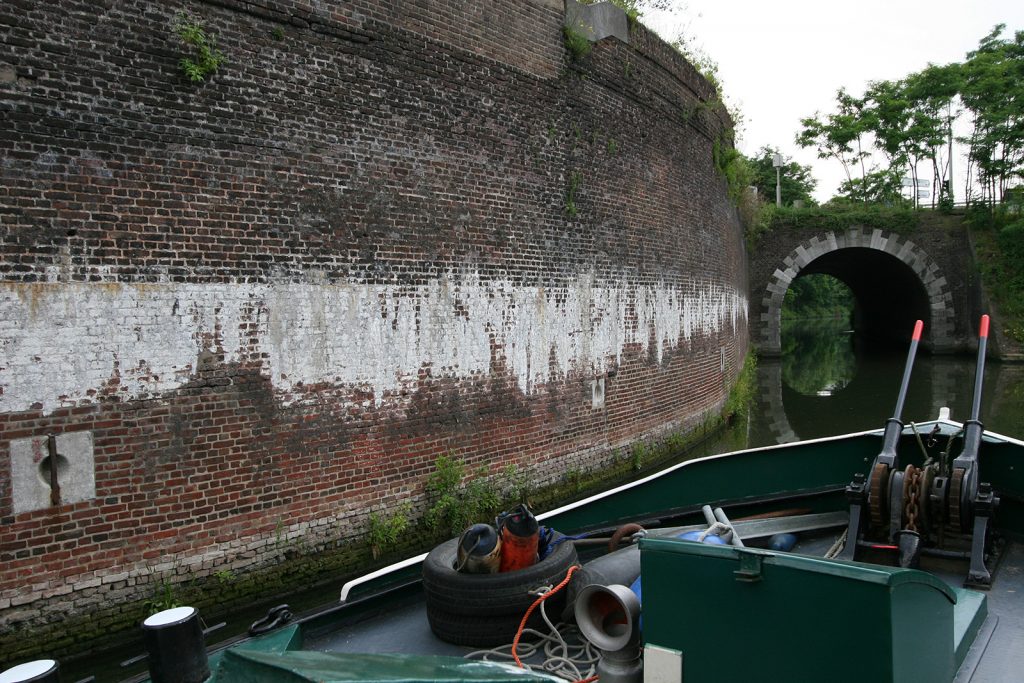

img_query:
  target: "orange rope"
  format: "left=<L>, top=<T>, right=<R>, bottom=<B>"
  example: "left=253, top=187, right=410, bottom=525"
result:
left=511, top=564, right=582, bottom=670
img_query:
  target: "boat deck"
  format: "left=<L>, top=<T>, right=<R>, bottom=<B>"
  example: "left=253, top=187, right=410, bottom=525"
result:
left=308, top=532, right=1024, bottom=682
left=956, top=541, right=1024, bottom=682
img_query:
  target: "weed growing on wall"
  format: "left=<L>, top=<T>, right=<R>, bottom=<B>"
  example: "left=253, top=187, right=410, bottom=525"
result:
left=144, top=579, right=180, bottom=614
left=425, top=454, right=500, bottom=536
left=565, top=171, right=582, bottom=217
left=368, top=503, right=411, bottom=559
left=562, top=26, right=592, bottom=61
left=173, top=13, right=225, bottom=82
left=723, top=351, right=757, bottom=421
left=712, top=138, right=752, bottom=203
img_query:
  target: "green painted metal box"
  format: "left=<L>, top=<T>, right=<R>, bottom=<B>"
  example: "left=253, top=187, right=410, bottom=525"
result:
left=638, top=538, right=977, bottom=683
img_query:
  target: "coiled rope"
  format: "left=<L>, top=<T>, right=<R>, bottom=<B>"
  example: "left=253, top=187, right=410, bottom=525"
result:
left=464, top=565, right=600, bottom=682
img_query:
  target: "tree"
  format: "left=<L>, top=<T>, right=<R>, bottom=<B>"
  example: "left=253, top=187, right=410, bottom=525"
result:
left=795, top=25, right=1024, bottom=207
left=796, top=88, right=874, bottom=194
left=959, top=25, right=1024, bottom=204
left=834, top=169, right=903, bottom=205
left=748, top=146, right=817, bottom=207
left=903, top=63, right=961, bottom=206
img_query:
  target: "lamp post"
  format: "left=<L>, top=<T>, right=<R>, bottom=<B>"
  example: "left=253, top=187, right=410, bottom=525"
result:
left=772, top=152, right=783, bottom=207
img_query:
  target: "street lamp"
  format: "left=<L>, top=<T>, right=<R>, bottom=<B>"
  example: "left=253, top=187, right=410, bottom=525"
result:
left=772, top=152, right=783, bottom=207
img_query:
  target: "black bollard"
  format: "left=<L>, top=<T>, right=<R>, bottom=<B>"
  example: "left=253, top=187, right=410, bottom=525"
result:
left=142, top=607, right=210, bottom=683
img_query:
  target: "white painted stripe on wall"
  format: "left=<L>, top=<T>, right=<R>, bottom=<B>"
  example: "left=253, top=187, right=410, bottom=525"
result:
left=0, top=274, right=747, bottom=414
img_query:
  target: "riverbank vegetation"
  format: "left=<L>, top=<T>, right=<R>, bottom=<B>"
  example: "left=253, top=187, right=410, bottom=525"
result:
left=966, top=202, right=1024, bottom=343
left=781, top=274, right=854, bottom=323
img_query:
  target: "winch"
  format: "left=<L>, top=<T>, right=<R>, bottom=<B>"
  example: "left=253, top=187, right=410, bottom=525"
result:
left=838, top=316, right=1000, bottom=588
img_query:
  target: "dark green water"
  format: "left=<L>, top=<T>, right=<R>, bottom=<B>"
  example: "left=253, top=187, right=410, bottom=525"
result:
left=748, top=319, right=1024, bottom=447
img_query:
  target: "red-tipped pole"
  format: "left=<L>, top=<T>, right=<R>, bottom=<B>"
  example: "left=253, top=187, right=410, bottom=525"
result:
left=891, top=319, right=925, bottom=421
left=970, top=315, right=990, bottom=422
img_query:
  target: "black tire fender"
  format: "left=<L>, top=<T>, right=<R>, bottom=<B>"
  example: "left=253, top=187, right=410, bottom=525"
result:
left=422, top=533, right=578, bottom=630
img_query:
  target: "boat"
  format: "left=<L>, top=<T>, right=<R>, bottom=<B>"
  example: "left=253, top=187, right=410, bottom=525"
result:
left=4, top=319, right=1022, bottom=683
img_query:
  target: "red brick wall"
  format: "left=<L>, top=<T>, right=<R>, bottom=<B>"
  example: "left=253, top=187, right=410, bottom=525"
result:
left=0, top=0, right=748, bottom=660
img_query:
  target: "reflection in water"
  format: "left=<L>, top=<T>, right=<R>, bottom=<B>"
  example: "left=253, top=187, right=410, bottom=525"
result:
left=751, top=320, right=1024, bottom=447
left=781, top=319, right=856, bottom=396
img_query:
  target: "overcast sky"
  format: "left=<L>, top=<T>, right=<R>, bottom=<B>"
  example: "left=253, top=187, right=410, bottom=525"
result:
left=642, top=1, right=1024, bottom=202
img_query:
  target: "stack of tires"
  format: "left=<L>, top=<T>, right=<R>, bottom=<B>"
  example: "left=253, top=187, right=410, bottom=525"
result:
left=422, top=533, right=579, bottom=646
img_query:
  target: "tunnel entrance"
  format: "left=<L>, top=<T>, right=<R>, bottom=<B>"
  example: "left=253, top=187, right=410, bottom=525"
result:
left=798, top=248, right=931, bottom=351
left=757, top=229, right=956, bottom=355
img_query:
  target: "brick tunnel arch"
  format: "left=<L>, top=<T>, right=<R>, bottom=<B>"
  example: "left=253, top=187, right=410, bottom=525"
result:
left=757, top=228, right=956, bottom=355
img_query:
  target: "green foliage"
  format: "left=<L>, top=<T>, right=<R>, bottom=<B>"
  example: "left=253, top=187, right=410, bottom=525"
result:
left=834, top=168, right=905, bottom=204
left=173, top=14, right=225, bottom=82
left=959, top=25, right=1024, bottom=204
left=970, top=207, right=1024, bottom=342
left=763, top=203, right=919, bottom=236
left=368, top=503, right=411, bottom=559
left=630, top=442, right=647, bottom=471
left=781, top=319, right=857, bottom=396
left=713, top=138, right=754, bottom=205
left=145, top=579, right=180, bottom=614
left=562, top=26, right=592, bottom=61
left=748, top=146, right=818, bottom=207
left=271, top=26, right=285, bottom=41
left=798, top=25, right=1023, bottom=205
left=425, top=454, right=500, bottom=537
left=214, top=569, right=236, bottom=586
left=796, top=88, right=874, bottom=199
left=501, top=463, right=532, bottom=503
left=565, top=170, right=582, bottom=217
left=782, top=274, right=854, bottom=323
left=722, top=351, right=757, bottom=421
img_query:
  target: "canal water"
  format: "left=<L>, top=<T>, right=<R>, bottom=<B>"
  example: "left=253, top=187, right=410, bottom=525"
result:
left=746, top=319, right=1024, bottom=448
left=60, top=319, right=1024, bottom=681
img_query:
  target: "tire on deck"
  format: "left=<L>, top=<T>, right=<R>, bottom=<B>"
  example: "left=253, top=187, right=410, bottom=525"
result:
left=422, top=534, right=578, bottom=646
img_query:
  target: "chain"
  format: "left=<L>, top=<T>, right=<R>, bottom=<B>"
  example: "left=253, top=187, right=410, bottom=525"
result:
left=904, top=466, right=922, bottom=532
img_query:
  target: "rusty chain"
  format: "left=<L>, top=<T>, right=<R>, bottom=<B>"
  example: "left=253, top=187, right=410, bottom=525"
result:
left=903, top=465, right=922, bottom=532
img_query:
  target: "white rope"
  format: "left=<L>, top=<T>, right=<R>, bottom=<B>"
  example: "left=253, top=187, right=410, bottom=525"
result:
left=697, top=521, right=732, bottom=542
left=463, top=584, right=599, bottom=682
left=825, top=527, right=848, bottom=559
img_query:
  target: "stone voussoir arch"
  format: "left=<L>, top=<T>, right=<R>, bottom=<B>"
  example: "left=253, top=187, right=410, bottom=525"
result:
left=757, top=227, right=956, bottom=354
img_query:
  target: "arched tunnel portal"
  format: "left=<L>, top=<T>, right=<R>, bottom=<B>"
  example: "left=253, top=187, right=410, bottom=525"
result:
left=757, top=229, right=956, bottom=355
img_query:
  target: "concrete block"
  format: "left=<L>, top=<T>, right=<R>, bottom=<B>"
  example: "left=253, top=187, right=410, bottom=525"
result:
left=565, top=0, right=629, bottom=44
left=9, top=432, right=95, bottom=515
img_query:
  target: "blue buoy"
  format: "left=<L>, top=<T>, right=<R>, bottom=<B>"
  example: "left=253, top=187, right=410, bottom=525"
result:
left=677, top=530, right=728, bottom=545
left=768, top=533, right=798, bottom=552
left=629, top=574, right=642, bottom=602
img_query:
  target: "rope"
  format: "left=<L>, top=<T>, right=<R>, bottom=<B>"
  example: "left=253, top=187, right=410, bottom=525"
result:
left=697, top=521, right=731, bottom=542
left=512, top=565, right=580, bottom=669
left=464, top=564, right=599, bottom=682
left=825, top=527, right=848, bottom=559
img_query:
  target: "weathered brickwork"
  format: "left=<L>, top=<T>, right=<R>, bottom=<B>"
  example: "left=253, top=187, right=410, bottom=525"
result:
left=0, top=0, right=747, bottom=661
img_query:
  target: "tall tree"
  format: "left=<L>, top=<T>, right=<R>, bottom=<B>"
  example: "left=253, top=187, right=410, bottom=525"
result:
left=748, top=146, right=817, bottom=207
left=796, top=88, right=873, bottom=197
left=904, top=63, right=961, bottom=206
left=959, top=25, right=1024, bottom=204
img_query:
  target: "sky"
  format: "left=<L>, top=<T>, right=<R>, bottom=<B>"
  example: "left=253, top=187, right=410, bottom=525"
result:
left=642, top=1, right=1024, bottom=202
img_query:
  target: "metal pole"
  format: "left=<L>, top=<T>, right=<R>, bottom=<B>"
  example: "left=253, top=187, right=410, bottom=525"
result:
left=775, top=166, right=781, bottom=207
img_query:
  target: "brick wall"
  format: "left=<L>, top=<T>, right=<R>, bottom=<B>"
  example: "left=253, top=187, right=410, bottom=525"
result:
left=0, top=0, right=748, bottom=661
